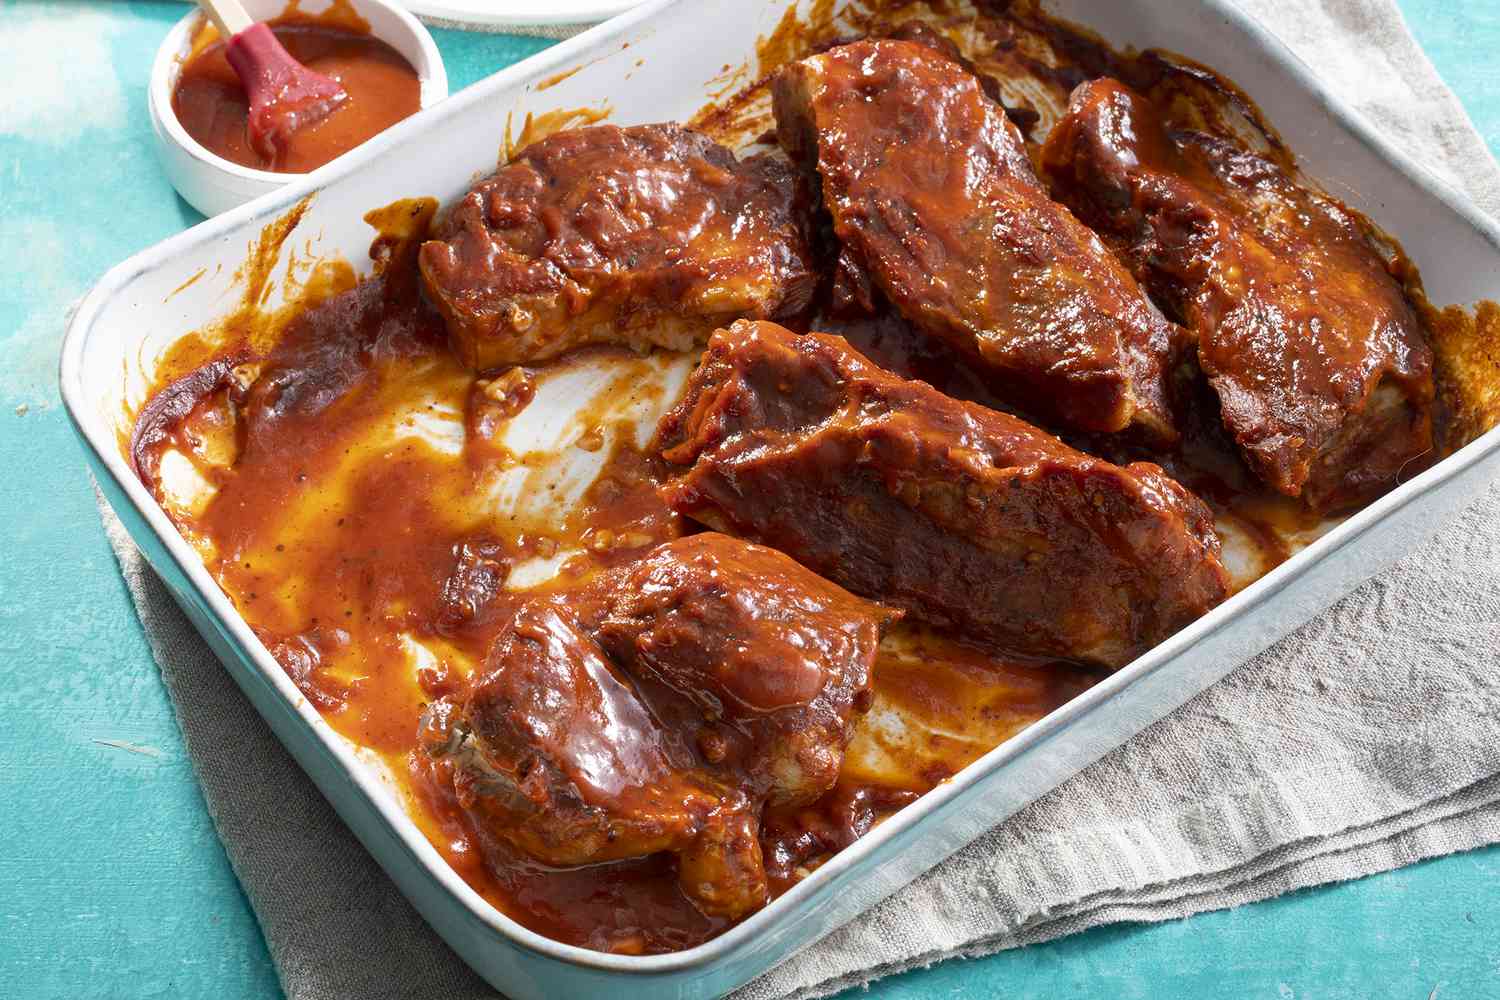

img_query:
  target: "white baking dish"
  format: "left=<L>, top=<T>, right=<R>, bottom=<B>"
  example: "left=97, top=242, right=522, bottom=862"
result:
left=61, top=1, right=1500, bottom=997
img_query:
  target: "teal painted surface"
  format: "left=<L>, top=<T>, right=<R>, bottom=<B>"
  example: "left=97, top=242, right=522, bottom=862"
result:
left=0, top=1, right=1493, bottom=997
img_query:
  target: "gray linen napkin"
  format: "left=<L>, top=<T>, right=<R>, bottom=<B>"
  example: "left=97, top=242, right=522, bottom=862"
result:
left=96, top=2, right=1500, bottom=998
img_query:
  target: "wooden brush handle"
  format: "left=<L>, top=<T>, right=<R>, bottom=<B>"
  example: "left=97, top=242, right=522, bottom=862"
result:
left=198, top=0, right=255, bottom=39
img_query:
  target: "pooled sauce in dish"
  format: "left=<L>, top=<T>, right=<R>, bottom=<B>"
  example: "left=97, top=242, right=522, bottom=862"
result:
left=130, top=215, right=1104, bottom=954
left=172, top=7, right=420, bottom=174
left=129, top=0, right=1494, bottom=957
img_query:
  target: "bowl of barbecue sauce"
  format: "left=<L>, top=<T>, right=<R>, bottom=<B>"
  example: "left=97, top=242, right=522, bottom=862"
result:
left=149, top=0, right=447, bottom=217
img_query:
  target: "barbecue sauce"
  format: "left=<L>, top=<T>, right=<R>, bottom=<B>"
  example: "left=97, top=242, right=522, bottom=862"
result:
left=172, top=2, right=420, bottom=174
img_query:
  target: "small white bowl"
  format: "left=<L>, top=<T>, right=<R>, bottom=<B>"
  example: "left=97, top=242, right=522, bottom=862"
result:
left=149, top=0, right=448, bottom=218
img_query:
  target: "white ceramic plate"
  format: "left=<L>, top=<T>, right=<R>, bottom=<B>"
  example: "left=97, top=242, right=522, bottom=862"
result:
left=400, top=0, right=641, bottom=28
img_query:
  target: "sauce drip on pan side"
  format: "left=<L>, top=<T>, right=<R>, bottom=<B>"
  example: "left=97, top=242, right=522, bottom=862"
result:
left=128, top=0, right=1480, bottom=955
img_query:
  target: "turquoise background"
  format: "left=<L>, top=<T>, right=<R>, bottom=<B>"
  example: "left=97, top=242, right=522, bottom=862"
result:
left=1, top=2, right=1496, bottom=997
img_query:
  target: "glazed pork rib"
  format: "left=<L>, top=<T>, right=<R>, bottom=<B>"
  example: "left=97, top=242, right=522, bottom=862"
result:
left=657, top=321, right=1230, bottom=668
left=593, top=532, right=898, bottom=809
left=773, top=39, right=1183, bottom=443
left=418, top=601, right=747, bottom=884
left=1041, top=78, right=1436, bottom=510
left=418, top=124, right=817, bottom=371
left=418, top=532, right=894, bottom=921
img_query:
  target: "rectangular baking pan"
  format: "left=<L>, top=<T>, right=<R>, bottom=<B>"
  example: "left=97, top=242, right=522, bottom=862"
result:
left=60, top=1, right=1500, bottom=997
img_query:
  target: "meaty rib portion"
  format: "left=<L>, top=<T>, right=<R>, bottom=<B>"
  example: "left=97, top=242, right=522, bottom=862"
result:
left=657, top=321, right=1229, bottom=668
left=773, top=40, right=1182, bottom=443
left=419, top=124, right=817, bottom=371
left=418, top=533, right=892, bottom=921
left=418, top=602, right=738, bottom=866
left=594, top=532, right=897, bottom=809
left=880, top=21, right=1041, bottom=136
left=417, top=602, right=766, bottom=920
left=1041, top=79, right=1436, bottom=510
